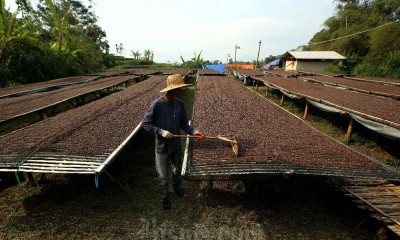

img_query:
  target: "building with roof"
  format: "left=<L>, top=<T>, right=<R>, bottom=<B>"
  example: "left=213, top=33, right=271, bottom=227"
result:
left=281, top=51, right=346, bottom=71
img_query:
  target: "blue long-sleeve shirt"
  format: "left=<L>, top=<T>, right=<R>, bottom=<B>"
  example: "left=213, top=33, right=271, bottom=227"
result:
left=142, top=97, right=195, bottom=154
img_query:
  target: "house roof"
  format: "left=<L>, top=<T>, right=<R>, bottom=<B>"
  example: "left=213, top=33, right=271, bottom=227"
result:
left=282, top=51, right=346, bottom=60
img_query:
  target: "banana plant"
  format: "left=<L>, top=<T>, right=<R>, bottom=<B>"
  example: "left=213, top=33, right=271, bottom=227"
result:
left=0, top=0, right=32, bottom=65
left=44, top=0, right=71, bottom=52
left=131, top=49, right=142, bottom=64
left=143, top=49, right=153, bottom=63
left=180, top=50, right=204, bottom=68
left=192, top=50, right=203, bottom=65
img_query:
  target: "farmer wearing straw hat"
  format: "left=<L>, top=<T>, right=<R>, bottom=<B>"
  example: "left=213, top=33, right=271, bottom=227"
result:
left=142, top=74, right=205, bottom=210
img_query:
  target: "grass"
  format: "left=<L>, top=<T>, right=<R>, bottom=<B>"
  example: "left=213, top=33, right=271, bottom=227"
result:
left=0, top=164, right=385, bottom=239
left=111, top=59, right=176, bottom=70
left=0, top=74, right=399, bottom=239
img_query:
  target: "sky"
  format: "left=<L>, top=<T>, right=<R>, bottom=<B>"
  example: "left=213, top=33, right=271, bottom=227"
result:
left=8, top=0, right=337, bottom=64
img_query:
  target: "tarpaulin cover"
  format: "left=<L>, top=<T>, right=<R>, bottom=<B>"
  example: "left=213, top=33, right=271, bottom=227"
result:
left=263, top=59, right=280, bottom=68
left=308, top=100, right=400, bottom=140
left=281, top=90, right=302, bottom=99
left=308, top=100, right=343, bottom=114
left=262, top=81, right=278, bottom=90
left=261, top=81, right=300, bottom=98
left=202, top=64, right=226, bottom=73
left=226, top=64, right=254, bottom=70
left=349, top=113, right=400, bottom=140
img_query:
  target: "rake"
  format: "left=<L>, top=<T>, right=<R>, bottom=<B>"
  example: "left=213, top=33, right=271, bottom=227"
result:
left=173, top=134, right=239, bottom=156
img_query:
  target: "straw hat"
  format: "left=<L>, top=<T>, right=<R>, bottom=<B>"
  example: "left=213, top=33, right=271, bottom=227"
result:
left=160, top=74, right=192, bottom=93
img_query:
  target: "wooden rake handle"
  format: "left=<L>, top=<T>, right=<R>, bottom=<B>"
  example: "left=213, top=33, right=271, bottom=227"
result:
left=173, top=135, right=237, bottom=144
left=174, top=135, right=239, bottom=157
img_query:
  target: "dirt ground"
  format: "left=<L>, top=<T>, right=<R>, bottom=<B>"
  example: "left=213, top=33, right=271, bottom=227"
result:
left=0, top=129, right=397, bottom=240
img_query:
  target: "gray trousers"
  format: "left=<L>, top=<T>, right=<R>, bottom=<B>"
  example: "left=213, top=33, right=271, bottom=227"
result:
left=155, top=151, right=182, bottom=201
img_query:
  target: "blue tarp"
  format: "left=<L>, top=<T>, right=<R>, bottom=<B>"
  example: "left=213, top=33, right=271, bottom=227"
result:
left=263, top=59, right=280, bottom=68
left=202, top=64, right=226, bottom=73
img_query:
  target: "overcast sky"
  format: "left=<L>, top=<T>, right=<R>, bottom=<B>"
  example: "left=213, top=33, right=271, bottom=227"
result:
left=8, top=0, right=337, bottom=63
left=93, top=0, right=337, bottom=63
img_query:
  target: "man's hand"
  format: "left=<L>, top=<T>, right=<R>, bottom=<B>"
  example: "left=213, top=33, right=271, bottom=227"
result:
left=160, top=129, right=173, bottom=139
left=194, top=131, right=205, bottom=140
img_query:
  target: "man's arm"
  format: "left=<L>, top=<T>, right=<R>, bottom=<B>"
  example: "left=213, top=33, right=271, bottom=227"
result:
left=142, top=101, right=161, bottom=135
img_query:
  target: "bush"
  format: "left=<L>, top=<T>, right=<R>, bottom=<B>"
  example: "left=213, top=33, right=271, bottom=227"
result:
left=352, top=61, right=383, bottom=77
left=0, top=39, right=118, bottom=87
left=351, top=50, right=400, bottom=79
left=382, top=50, right=400, bottom=79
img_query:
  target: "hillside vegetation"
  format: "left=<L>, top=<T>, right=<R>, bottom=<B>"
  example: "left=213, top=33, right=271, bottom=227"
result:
left=0, top=0, right=113, bottom=87
left=306, top=0, right=400, bottom=78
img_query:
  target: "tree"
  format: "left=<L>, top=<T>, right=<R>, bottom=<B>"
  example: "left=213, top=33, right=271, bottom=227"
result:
left=1, top=0, right=114, bottom=86
left=86, top=24, right=109, bottom=53
left=308, top=0, right=400, bottom=77
left=264, top=55, right=280, bottom=65
left=115, top=42, right=124, bottom=56
left=0, top=0, right=35, bottom=65
left=44, top=0, right=72, bottom=52
left=131, top=49, right=141, bottom=64
left=143, top=49, right=153, bottom=64
left=180, top=51, right=205, bottom=68
left=368, top=23, right=400, bottom=62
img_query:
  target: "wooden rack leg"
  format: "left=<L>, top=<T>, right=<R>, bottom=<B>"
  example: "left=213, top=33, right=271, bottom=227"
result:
left=346, top=118, right=354, bottom=143
left=201, top=177, right=214, bottom=196
left=265, top=87, right=269, bottom=97
left=104, top=170, right=116, bottom=182
left=303, top=101, right=309, bottom=120
left=39, top=111, right=47, bottom=120
left=280, top=94, right=285, bottom=106
left=24, top=172, right=37, bottom=185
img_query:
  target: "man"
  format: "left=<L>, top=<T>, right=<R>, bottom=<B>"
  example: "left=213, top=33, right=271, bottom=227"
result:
left=142, top=74, right=205, bottom=210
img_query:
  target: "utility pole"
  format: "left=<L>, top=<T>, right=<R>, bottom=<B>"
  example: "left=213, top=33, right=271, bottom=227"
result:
left=254, top=40, right=262, bottom=77
left=235, top=44, right=240, bottom=70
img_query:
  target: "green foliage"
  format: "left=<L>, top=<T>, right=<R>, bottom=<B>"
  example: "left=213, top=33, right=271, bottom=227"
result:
left=130, top=49, right=154, bottom=65
left=112, top=57, right=132, bottom=69
left=0, top=0, right=37, bottom=65
left=180, top=51, right=205, bottom=68
left=131, top=49, right=141, bottom=64
left=326, top=53, right=361, bottom=74
left=368, top=23, right=400, bottom=63
left=44, top=0, right=76, bottom=52
left=0, top=0, right=116, bottom=87
left=353, top=50, right=400, bottom=78
left=263, top=55, right=280, bottom=65
left=351, top=61, right=381, bottom=77
left=102, top=53, right=116, bottom=69
left=308, top=0, right=400, bottom=78
left=0, top=39, right=83, bottom=87
left=149, top=62, right=175, bottom=69
left=384, top=50, right=400, bottom=79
